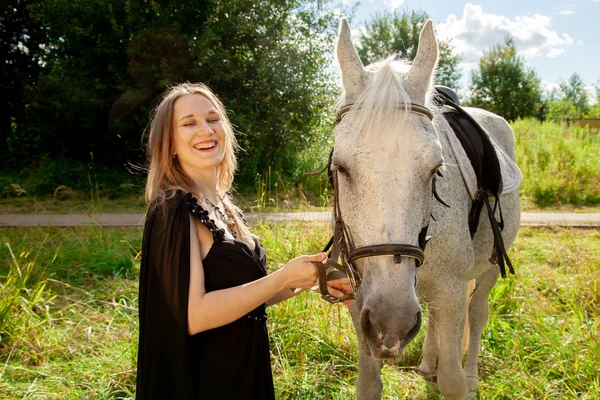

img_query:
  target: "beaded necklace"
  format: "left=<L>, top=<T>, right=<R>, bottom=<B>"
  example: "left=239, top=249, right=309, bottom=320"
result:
left=203, top=197, right=238, bottom=239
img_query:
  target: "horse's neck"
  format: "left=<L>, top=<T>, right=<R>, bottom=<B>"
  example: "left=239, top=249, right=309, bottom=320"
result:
left=434, top=114, right=459, bottom=165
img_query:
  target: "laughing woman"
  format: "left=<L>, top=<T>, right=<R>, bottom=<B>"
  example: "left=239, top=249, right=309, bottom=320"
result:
left=136, top=83, right=349, bottom=400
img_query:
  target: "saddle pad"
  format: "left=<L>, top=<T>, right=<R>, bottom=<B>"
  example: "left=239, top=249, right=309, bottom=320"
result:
left=441, top=107, right=522, bottom=200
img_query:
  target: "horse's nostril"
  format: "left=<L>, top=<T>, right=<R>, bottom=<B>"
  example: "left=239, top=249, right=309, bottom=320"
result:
left=360, top=307, right=383, bottom=339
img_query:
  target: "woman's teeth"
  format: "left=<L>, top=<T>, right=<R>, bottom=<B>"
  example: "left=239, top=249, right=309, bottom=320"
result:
left=194, top=141, right=216, bottom=150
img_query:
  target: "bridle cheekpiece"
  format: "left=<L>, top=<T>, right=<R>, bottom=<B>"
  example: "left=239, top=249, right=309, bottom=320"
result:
left=313, top=101, right=448, bottom=304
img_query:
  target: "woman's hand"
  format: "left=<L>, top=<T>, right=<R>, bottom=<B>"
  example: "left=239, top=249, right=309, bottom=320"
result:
left=280, top=253, right=325, bottom=289
left=319, top=277, right=354, bottom=306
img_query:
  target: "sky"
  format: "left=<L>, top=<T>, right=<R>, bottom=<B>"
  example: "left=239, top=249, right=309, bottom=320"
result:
left=336, top=0, right=600, bottom=98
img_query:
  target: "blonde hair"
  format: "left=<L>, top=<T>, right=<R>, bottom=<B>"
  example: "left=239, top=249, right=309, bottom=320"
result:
left=145, top=82, right=254, bottom=243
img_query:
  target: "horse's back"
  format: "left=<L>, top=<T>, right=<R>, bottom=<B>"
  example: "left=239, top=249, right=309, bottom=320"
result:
left=462, top=107, right=517, bottom=161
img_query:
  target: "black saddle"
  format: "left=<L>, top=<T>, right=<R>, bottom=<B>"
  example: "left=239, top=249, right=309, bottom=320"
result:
left=434, top=86, right=514, bottom=278
left=434, top=86, right=503, bottom=197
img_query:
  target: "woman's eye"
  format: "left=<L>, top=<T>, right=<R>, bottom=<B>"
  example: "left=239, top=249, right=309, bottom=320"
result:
left=183, top=122, right=196, bottom=127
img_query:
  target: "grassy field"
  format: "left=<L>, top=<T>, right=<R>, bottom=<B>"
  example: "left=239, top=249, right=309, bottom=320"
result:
left=1, top=223, right=598, bottom=399
left=1, top=119, right=599, bottom=214
left=513, top=118, right=599, bottom=208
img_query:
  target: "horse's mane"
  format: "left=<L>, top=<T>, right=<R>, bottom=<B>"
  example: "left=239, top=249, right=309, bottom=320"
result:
left=337, top=55, right=438, bottom=139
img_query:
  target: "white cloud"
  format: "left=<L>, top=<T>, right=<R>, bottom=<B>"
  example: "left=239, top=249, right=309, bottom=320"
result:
left=384, top=0, right=405, bottom=11
left=436, top=3, right=575, bottom=63
left=546, top=48, right=565, bottom=58
left=558, top=10, right=575, bottom=15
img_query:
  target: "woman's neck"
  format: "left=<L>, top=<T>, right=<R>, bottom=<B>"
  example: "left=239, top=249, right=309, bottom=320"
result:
left=186, top=167, right=219, bottom=204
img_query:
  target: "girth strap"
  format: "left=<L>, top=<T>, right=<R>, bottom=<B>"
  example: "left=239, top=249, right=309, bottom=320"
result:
left=481, top=191, right=513, bottom=278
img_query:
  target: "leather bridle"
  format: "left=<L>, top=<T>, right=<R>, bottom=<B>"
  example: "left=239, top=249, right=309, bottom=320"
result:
left=313, top=102, right=449, bottom=304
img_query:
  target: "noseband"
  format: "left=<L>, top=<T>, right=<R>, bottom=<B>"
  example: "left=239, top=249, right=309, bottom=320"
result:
left=313, top=102, right=448, bottom=304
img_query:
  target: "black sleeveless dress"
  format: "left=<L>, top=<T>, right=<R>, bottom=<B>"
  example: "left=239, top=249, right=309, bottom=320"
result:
left=136, top=191, right=276, bottom=399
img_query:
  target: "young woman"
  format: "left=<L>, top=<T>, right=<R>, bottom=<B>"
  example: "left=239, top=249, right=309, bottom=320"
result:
left=136, top=83, right=350, bottom=399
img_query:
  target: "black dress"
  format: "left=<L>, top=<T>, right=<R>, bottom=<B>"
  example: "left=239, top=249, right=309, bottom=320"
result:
left=136, top=190, right=276, bottom=399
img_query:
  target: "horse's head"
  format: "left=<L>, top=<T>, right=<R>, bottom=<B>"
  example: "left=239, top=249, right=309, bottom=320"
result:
left=334, top=19, right=443, bottom=360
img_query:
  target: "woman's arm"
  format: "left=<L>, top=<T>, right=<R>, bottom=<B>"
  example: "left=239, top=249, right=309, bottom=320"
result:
left=265, top=288, right=296, bottom=306
left=187, top=215, right=324, bottom=335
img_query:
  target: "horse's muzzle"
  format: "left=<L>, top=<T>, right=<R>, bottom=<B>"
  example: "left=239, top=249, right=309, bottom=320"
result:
left=360, top=307, right=423, bottom=360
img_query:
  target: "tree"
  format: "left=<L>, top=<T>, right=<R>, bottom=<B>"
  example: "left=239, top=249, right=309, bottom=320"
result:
left=6, top=0, right=341, bottom=186
left=546, top=73, right=592, bottom=120
left=0, top=0, right=47, bottom=167
left=546, top=99, right=578, bottom=121
left=589, top=82, right=600, bottom=118
left=357, top=10, right=462, bottom=88
left=560, top=73, right=590, bottom=116
left=468, top=37, right=543, bottom=121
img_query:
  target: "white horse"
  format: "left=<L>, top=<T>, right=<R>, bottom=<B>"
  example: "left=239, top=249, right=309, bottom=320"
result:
left=333, top=19, right=520, bottom=399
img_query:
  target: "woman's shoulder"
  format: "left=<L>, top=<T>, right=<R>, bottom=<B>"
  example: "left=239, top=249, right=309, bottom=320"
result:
left=144, top=189, right=192, bottom=232
left=147, top=189, right=188, bottom=215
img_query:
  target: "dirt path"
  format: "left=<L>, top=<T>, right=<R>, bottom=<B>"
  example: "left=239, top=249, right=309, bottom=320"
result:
left=0, top=212, right=598, bottom=228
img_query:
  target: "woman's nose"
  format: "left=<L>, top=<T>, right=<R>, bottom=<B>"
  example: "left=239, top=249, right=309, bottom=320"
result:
left=196, top=120, right=214, bottom=135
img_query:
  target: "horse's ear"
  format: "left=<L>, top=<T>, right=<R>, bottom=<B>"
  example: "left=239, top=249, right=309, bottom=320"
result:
left=406, top=19, right=438, bottom=103
left=337, top=18, right=367, bottom=102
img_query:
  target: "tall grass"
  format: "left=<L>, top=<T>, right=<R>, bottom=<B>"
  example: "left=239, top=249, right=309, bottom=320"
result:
left=0, top=244, right=54, bottom=352
left=1, top=224, right=598, bottom=398
left=513, top=118, right=600, bottom=207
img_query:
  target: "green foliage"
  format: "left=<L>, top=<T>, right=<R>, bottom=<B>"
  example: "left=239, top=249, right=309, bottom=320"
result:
left=4, top=0, right=341, bottom=188
left=0, top=156, right=144, bottom=199
left=546, top=98, right=578, bottom=121
left=0, top=1, right=47, bottom=167
left=1, top=225, right=599, bottom=398
left=356, top=10, right=462, bottom=88
left=559, top=73, right=590, bottom=116
left=468, top=37, right=543, bottom=121
left=546, top=73, right=592, bottom=120
left=589, top=84, right=600, bottom=118
left=513, top=118, right=600, bottom=207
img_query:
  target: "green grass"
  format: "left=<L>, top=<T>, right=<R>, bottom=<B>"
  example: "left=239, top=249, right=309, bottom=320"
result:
left=1, top=223, right=598, bottom=399
left=514, top=118, right=600, bottom=208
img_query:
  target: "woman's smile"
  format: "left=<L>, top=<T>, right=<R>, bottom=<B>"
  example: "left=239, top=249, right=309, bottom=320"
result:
left=193, top=140, right=218, bottom=151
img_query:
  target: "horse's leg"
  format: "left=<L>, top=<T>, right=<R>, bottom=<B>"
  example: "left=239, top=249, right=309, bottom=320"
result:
left=430, top=278, right=468, bottom=400
left=464, top=266, right=499, bottom=399
left=349, top=302, right=384, bottom=400
left=418, top=304, right=440, bottom=384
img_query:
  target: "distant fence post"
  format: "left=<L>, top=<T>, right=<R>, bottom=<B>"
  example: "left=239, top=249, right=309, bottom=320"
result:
left=572, top=119, right=600, bottom=133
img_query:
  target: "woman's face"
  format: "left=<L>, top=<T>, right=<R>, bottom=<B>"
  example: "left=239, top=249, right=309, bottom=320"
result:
left=172, top=94, right=226, bottom=176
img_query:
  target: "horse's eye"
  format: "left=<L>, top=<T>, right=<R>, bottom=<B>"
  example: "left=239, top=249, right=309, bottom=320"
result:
left=333, top=163, right=347, bottom=175
left=431, top=165, right=443, bottom=179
